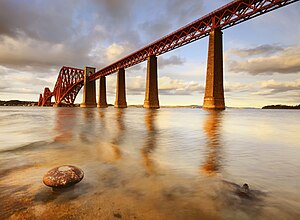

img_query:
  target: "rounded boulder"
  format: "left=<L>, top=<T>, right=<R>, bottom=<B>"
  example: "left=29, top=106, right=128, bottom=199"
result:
left=43, top=165, right=84, bottom=188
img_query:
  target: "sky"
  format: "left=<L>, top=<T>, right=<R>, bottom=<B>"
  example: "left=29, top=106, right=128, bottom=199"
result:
left=0, top=0, right=300, bottom=107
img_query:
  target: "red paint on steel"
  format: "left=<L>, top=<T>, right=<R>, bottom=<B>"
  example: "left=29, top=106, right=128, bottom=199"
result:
left=38, top=66, right=84, bottom=106
left=89, top=0, right=298, bottom=81
left=38, top=0, right=299, bottom=106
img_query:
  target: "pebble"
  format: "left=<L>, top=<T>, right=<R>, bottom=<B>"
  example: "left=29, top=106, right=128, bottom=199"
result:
left=43, top=165, right=84, bottom=189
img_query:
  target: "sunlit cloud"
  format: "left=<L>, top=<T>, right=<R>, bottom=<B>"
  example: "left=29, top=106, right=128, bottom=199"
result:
left=226, top=44, right=300, bottom=75
left=255, top=79, right=300, bottom=95
left=104, top=43, right=126, bottom=63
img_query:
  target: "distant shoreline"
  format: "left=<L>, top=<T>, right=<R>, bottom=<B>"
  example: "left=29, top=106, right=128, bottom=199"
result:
left=0, top=100, right=37, bottom=106
left=1, top=100, right=299, bottom=109
left=262, top=104, right=300, bottom=109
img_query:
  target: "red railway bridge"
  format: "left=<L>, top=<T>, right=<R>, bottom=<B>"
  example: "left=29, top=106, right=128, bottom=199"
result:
left=38, top=0, right=299, bottom=109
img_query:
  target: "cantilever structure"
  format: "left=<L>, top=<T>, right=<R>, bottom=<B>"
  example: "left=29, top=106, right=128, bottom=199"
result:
left=38, top=0, right=299, bottom=109
left=89, top=0, right=298, bottom=80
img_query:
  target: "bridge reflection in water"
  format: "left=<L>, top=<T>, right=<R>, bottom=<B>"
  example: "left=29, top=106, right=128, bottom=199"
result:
left=111, top=109, right=125, bottom=160
left=54, top=108, right=77, bottom=142
left=141, top=110, right=158, bottom=175
left=2, top=108, right=299, bottom=219
left=53, top=108, right=225, bottom=177
left=201, top=110, right=223, bottom=176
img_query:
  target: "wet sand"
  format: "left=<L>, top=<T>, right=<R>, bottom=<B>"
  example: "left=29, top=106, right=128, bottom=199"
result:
left=0, top=162, right=268, bottom=220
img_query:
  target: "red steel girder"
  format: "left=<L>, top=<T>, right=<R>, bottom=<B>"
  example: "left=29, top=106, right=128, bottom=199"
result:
left=90, top=0, right=299, bottom=81
left=52, top=66, right=84, bottom=106
left=41, top=87, right=52, bottom=106
left=38, top=94, right=43, bottom=106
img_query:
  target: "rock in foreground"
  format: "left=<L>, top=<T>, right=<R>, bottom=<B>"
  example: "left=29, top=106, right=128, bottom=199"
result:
left=43, top=165, right=84, bottom=188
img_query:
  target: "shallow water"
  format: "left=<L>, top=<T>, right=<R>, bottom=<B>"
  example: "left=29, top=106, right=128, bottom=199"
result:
left=0, top=106, right=299, bottom=219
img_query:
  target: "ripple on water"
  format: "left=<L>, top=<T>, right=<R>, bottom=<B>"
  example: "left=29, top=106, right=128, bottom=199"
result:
left=0, top=107, right=299, bottom=219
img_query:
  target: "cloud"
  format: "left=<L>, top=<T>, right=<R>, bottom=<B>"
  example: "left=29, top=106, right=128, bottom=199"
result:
left=256, top=79, right=300, bottom=95
left=159, top=76, right=203, bottom=95
left=0, top=0, right=143, bottom=74
left=104, top=43, right=126, bottom=63
left=224, top=82, right=255, bottom=92
left=138, top=0, right=204, bottom=42
left=139, top=21, right=172, bottom=41
left=1, top=0, right=298, bottom=107
left=0, top=66, right=53, bottom=97
left=105, top=75, right=203, bottom=96
left=165, top=0, right=204, bottom=24
left=159, top=55, right=185, bottom=69
left=0, top=88, right=38, bottom=95
left=0, top=0, right=76, bottom=42
left=226, top=44, right=300, bottom=75
left=0, top=0, right=205, bottom=75
left=223, top=78, right=300, bottom=97
left=228, top=44, right=284, bottom=57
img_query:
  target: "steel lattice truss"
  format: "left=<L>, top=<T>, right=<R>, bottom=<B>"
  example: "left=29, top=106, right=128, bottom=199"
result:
left=41, top=87, right=52, bottom=106
left=90, top=0, right=299, bottom=81
left=38, top=66, right=84, bottom=106
left=38, top=0, right=298, bottom=106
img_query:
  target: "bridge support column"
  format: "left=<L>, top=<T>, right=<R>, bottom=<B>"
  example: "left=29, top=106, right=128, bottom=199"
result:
left=203, top=28, right=225, bottom=110
left=144, top=55, right=160, bottom=109
left=114, top=68, right=127, bottom=108
left=53, top=103, right=61, bottom=107
left=80, top=66, right=97, bottom=108
left=97, top=76, right=108, bottom=108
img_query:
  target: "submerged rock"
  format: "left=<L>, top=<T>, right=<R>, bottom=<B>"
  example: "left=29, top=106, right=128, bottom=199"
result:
left=43, top=165, right=84, bottom=189
left=236, top=183, right=252, bottom=199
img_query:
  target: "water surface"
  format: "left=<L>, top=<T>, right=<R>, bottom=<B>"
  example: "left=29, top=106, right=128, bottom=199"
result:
left=0, top=107, right=299, bottom=219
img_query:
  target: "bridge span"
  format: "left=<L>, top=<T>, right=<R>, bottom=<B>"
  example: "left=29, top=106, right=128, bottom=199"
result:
left=38, top=0, right=299, bottom=109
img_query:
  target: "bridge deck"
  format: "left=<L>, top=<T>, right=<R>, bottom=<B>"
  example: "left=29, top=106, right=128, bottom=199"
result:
left=89, top=0, right=299, bottom=81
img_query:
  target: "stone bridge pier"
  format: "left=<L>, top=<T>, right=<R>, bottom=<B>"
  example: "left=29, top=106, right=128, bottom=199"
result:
left=80, top=67, right=97, bottom=108
left=144, top=55, right=160, bottom=109
left=97, top=76, right=108, bottom=108
left=114, top=68, right=127, bottom=108
left=80, top=28, right=225, bottom=110
left=203, top=28, right=225, bottom=110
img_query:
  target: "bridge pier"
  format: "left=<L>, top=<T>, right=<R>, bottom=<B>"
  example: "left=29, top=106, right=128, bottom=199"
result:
left=114, top=68, right=127, bottom=108
left=97, top=76, right=108, bottom=108
left=80, top=67, right=97, bottom=108
left=53, top=103, right=61, bottom=107
left=144, top=55, right=160, bottom=109
left=203, top=28, right=225, bottom=110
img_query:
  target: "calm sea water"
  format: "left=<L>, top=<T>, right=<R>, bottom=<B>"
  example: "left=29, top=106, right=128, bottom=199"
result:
left=0, top=106, right=299, bottom=219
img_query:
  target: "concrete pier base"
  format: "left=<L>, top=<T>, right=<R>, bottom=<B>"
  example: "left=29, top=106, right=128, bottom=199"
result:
left=80, top=67, right=97, bottom=108
left=114, top=68, right=127, bottom=108
left=144, top=55, right=160, bottom=109
left=203, top=28, right=225, bottom=110
left=97, top=76, right=108, bottom=108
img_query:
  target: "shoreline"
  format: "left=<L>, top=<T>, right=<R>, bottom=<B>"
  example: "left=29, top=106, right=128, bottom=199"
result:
left=0, top=100, right=299, bottom=109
